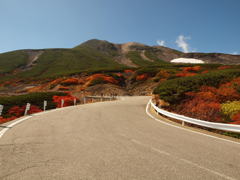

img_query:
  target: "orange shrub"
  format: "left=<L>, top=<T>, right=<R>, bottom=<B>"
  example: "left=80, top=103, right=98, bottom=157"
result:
left=217, top=87, right=240, bottom=102
left=231, top=113, right=240, bottom=124
left=58, top=86, right=70, bottom=91
left=49, top=78, right=63, bottom=86
left=179, top=99, right=222, bottom=122
left=181, top=66, right=201, bottom=72
left=61, top=78, right=79, bottom=85
left=217, top=66, right=231, bottom=70
left=86, top=74, right=118, bottom=84
left=136, top=73, right=149, bottom=81
left=201, top=70, right=209, bottom=74
left=124, top=69, right=134, bottom=74
left=53, top=95, right=79, bottom=108
left=176, top=72, right=197, bottom=77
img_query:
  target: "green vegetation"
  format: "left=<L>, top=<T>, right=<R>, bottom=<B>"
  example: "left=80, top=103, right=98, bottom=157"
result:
left=144, top=50, right=167, bottom=64
left=127, top=51, right=169, bottom=66
left=0, top=92, right=66, bottom=116
left=0, top=50, right=28, bottom=74
left=18, top=48, right=125, bottom=79
left=89, top=78, right=106, bottom=86
left=153, top=69, right=240, bottom=103
left=127, top=51, right=153, bottom=66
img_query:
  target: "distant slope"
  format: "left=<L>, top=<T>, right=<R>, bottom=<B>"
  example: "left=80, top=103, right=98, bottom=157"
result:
left=0, top=39, right=240, bottom=81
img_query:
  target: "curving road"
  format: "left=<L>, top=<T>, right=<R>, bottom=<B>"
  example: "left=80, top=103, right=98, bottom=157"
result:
left=0, top=96, right=240, bottom=180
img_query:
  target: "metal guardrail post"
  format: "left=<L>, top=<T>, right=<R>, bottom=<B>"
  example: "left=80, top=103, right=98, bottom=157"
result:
left=182, top=121, right=185, bottom=126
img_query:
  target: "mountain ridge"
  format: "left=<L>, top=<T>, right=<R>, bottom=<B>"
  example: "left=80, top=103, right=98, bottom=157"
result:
left=0, top=39, right=240, bottom=80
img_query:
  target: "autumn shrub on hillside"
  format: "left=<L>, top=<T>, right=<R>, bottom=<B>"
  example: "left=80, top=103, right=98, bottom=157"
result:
left=218, top=65, right=231, bottom=70
left=0, top=92, right=66, bottom=116
left=175, top=89, right=222, bottom=122
left=176, top=66, right=201, bottom=77
left=179, top=99, right=222, bottom=122
left=181, top=66, right=201, bottom=72
left=154, top=69, right=240, bottom=103
left=53, top=95, right=79, bottom=108
left=7, top=105, right=42, bottom=117
left=136, top=74, right=149, bottom=81
left=87, top=74, right=118, bottom=86
left=221, top=101, right=240, bottom=120
left=124, top=69, right=134, bottom=74
left=231, top=113, right=240, bottom=124
left=61, top=78, right=79, bottom=86
left=176, top=72, right=197, bottom=77
left=0, top=116, right=16, bottom=124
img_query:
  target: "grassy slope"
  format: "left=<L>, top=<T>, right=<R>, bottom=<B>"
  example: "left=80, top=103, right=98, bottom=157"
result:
left=0, top=50, right=29, bottom=74
left=127, top=51, right=170, bottom=67
left=0, top=47, right=126, bottom=80
left=18, top=48, right=125, bottom=79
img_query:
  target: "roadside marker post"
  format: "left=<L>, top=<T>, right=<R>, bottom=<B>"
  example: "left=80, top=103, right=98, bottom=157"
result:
left=182, top=121, right=185, bottom=126
left=43, top=100, right=47, bottom=111
left=74, top=98, right=76, bottom=106
left=83, top=97, right=86, bottom=104
left=0, top=105, right=3, bottom=116
left=24, top=103, right=31, bottom=116
left=61, top=99, right=64, bottom=108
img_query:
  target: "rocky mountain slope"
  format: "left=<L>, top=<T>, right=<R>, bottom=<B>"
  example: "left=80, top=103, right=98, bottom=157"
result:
left=1, top=39, right=239, bottom=81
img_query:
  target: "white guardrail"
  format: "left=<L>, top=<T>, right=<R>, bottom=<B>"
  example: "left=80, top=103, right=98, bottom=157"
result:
left=150, top=99, right=240, bottom=133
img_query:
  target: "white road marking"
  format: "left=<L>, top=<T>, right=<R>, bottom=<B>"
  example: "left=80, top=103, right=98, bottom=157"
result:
left=130, top=137, right=236, bottom=180
left=145, top=100, right=240, bottom=145
left=0, top=116, right=32, bottom=138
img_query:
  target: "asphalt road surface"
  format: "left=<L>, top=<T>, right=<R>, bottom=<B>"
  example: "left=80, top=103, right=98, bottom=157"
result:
left=0, top=96, right=240, bottom=180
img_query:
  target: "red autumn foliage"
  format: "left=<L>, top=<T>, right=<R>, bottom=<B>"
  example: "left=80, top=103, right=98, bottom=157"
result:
left=61, top=78, right=79, bottom=85
left=124, top=69, right=134, bottom=74
left=178, top=99, right=222, bottom=122
left=7, top=105, right=42, bottom=117
left=58, top=86, right=70, bottom=91
left=136, top=73, right=149, bottom=81
left=53, top=95, right=79, bottom=108
left=86, top=74, right=118, bottom=84
left=181, top=66, right=201, bottom=72
left=185, top=91, right=219, bottom=102
left=176, top=72, right=197, bottom=77
left=7, top=106, right=25, bottom=117
left=201, top=70, right=209, bottom=74
left=216, top=87, right=240, bottom=102
left=231, top=113, right=240, bottom=124
left=0, top=116, right=17, bottom=124
left=217, top=65, right=231, bottom=70
left=49, top=78, right=63, bottom=85
left=115, top=73, right=123, bottom=77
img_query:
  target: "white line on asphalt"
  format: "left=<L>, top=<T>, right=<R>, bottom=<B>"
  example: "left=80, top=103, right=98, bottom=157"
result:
left=130, top=136, right=236, bottom=180
left=145, top=100, right=240, bottom=145
left=0, top=116, right=32, bottom=138
left=0, top=105, right=80, bottom=139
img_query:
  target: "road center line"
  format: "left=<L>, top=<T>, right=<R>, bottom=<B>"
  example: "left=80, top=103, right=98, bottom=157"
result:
left=130, top=137, right=236, bottom=180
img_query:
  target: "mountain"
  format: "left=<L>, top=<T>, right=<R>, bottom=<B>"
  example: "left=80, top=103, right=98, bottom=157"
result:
left=0, top=39, right=240, bottom=80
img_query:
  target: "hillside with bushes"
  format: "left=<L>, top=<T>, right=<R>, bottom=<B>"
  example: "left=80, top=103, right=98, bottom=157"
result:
left=153, top=66, right=240, bottom=124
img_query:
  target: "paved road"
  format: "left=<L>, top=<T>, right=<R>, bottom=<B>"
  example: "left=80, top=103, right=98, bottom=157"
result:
left=0, top=96, right=240, bottom=180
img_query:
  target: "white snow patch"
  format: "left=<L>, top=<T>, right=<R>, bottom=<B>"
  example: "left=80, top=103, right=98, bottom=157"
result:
left=171, top=58, right=205, bottom=64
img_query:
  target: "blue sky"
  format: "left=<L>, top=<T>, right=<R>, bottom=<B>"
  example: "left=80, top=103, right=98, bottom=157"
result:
left=0, top=0, right=239, bottom=54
